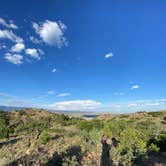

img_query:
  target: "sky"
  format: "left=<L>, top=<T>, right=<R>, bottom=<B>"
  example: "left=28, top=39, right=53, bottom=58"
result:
left=0, top=0, right=166, bottom=113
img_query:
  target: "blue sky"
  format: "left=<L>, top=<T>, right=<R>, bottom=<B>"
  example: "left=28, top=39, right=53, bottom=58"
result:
left=0, top=0, right=166, bottom=113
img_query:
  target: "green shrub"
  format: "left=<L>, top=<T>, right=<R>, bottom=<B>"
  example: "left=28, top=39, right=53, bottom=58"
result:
left=147, top=143, right=160, bottom=152
left=119, top=114, right=129, bottom=118
left=18, top=110, right=27, bottom=116
left=148, top=111, right=163, bottom=117
left=53, top=114, right=82, bottom=126
left=116, top=127, right=147, bottom=165
left=0, top=111, right=9, bottom=126
left=77, top=119, right=103, bottom=132
left=103, top=120, right=128, bottom=138
left=0, top=111, right=9, bottom=138
left=136, top=120, right=156, bottom=132
left=14, top=120, right=49, bottom=133
left=49, top=128, right=66, bottom=134
left=0, top=124, right=9, bottom=138
left=39, top=130, right=51, bottom=144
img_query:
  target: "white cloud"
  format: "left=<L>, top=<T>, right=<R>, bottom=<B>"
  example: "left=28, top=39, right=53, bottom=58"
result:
left=11, top=43, right=25, bottom=52
left=0, top=44, right=6, bottom=49
left=57, top=93, right=70, bottom=97
left=29, top=36, right=41, bottom=44
left=4, top=53, right=23, bottom=64
left=32, top=20, right=68, bottom=48
left=38, top=48, right=44, bottom=55
left=161, top=99, right=166, bottom=102
left=136, top=100, right=145, bottom=103
left=131, top=85, right=140, bottom=90
left=0, top=18, right=18, bottom=29
left=110, top=104, right=121, bottom=108
left=49, top=100, right=101, bottom=111
left=47, top=90, right=55, bottom=95
left=127, top=103, right=138, bottom=108
left=25, top=48, right=40, bottom=60
left=146, top=102, right=160, bottom=106
left=52, top=68, right=57, bottom=72
left=0, top=92, right=11, bottom=98
left=105, top=52, right=113, bottom=59
left=0, top=29, right=23, bottom=43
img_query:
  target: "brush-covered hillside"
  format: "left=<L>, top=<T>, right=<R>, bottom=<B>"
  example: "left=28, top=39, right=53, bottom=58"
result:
left=0, top=109, right=166, bottom=166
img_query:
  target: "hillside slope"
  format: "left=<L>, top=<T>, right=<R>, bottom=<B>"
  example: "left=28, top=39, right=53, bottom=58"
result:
left=0, top=109, right=166, bottom=166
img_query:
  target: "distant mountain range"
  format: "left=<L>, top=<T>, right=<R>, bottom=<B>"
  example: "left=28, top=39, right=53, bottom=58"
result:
left=0, top=105, right=99, bottom=118
left=0, top=105, right=27, bottom=111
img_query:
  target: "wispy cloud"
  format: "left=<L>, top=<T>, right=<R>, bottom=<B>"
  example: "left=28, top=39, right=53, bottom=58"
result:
left=0, top=43, right=7, bottom=49
left=29, top=36, right=42, bottom=44
left=0, top=29, right=23, bottom=43
left=131, top=85, right=140, bottom=90
left=47, top=90, right=55, bottom=95
left=57, top=93, right=70, bottom=97
left=161, top=99, right=166, bottom=102
left=52, top=68, right=57, bottom=73
left=0, top=91, right=35, bottom=107
left=105, top=52, right=113, bottom=59
left=146, top=102, right=160, bottom=106
left=32, top=20, right=68, bottom=48
left=127, top=103, right=138, bottom=108
left=0, top=17, right=18, bottom=29
left=0, top=92, right=12, bottom=98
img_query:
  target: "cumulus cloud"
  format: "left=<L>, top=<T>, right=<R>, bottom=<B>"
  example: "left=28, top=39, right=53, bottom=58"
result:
left=0, top=18, right=18, bottom=29
left=32, top=20, right=68, bottom=48
left=49, top=100, right=101, bottom=111
left=52, top=68, right=57, bottom=73
left=131, top=85, right=140, bottom=90
left=0, top=29, right=23, bottom=43
left=4, top=53, right=23, bottom=64
left=57, top=93, right=70, bottom=97
left=105, top=52, right=113, bottom=59
left=25, top=48, right=41, bottom=60
left=11, top=43, right=25, bottom=52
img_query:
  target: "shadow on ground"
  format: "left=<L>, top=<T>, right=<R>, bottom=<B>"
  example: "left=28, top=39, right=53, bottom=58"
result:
left=45, top=145, right=83, bottom=166
left=0, top=138, right=21, bottom=148
left=5, top=145, right=83, bottom=166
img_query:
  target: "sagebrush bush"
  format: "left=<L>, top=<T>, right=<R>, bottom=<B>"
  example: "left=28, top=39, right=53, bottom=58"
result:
left=39, top=130, right=51, bottom=144
left=77, top=119, right=103, bottom=132
left=0, top=124, right=9, bottom=138
left=0, top=111, right=9, bottom=138
left=147, top=143, right=160, bottom=153
left=103, top=120, right=128, bottom=138
left=14, top=121, right=49, bottom=133
left=117, top=127, right=147, bottom=165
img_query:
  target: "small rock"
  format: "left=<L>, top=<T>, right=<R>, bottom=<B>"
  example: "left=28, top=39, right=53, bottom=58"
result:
left=25, top=149, right=31, bottom=155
